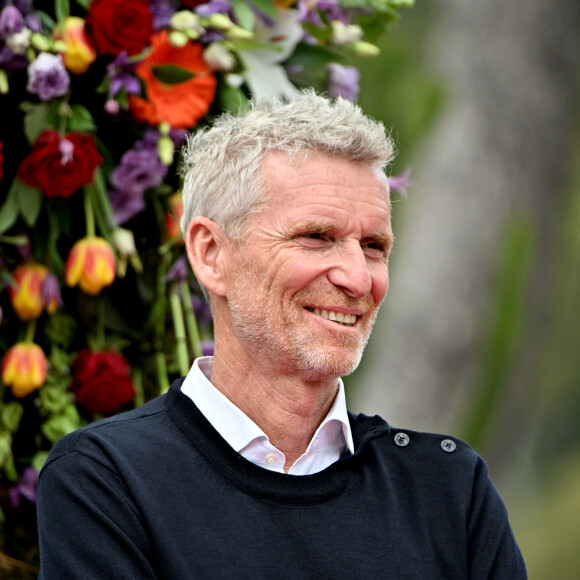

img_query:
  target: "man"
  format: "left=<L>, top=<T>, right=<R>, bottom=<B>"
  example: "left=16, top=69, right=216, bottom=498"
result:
left=37, top=92, right=526, bottom=578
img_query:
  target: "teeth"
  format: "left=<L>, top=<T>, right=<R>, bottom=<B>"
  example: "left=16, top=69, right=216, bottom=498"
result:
left=310, top=308, right=357, bottom=326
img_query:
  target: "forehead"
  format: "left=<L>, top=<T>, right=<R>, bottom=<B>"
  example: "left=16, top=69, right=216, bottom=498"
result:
left=259, top=151, right=391, bottom=229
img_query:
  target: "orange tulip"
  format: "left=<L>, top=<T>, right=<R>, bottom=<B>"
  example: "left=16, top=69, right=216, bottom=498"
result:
left=54, top=16, right=97, bottom=74
left=65, top=236, right=116, bottom=295
left=164, top=194, right=184, bottom=241
left=9, top=263, right=50, bottom=321
left=1, top=342, right=48, bottom=398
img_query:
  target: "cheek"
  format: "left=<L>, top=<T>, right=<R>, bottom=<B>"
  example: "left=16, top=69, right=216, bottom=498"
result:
left=371, top=267, right=390, bottom=304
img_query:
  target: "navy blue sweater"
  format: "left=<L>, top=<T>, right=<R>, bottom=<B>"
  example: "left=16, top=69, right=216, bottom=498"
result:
left=37, top=379, right=526, bottom=579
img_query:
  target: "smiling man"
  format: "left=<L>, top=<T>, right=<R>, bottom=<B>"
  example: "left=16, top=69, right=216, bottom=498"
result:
left=37, top=92, right=526, bottom=578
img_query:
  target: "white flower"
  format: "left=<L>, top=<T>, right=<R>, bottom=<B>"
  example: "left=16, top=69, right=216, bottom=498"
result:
left=330, top=21, right=363, bottom=46
left=203, top=43, right=236, bottom=71
left=6, top=27, right=31, bottom=54
left=237, top=8, right=302, bottom=101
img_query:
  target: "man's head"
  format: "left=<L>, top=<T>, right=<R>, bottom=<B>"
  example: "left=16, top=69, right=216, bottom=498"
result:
left=181, top=92, right=395, bottom=380
left=179, top=90, right=394, bottom=243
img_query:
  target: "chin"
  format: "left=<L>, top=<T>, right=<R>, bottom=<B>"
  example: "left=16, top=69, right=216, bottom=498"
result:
left=294, top=346, right=365, bottom=380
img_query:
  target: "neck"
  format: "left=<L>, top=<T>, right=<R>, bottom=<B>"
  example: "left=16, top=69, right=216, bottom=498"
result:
left=210, top=345, right=340, bottom=472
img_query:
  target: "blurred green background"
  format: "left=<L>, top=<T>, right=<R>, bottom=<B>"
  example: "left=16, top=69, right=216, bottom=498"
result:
left=347, top=1, right=580, bottom=578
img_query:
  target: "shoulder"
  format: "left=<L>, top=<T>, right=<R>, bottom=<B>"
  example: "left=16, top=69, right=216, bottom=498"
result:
left=350, top=412, right=490, bottom=492
left=42, top=388, right=172, bottom=475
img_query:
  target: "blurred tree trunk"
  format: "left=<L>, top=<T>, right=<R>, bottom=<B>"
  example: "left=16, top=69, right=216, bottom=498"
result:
left=350, top=0, right=579, bottom=473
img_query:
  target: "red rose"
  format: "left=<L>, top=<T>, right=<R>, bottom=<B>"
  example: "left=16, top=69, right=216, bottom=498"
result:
left=181, top=0, right=207, bottom=7
left=70, top=348, right=136, bottom=415
left=86, top=0, right=154, bottom=56
left=17, top=131, right=103, bottom=199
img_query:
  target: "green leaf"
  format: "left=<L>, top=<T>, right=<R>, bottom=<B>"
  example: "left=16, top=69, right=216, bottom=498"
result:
left=22, top=102, right=51, bottom=144
left=152, top=65, right=196, bottom=84
left=41, top=409, right=80, bottom=443
left=40, top=386, right=72, bottom=414
left=67, top=104, right=97, bottom=133
left=74, top=0, right=91, bottom=9
left=249, top=0, right=277, bottom=20
left=284, top=42, right=342, bottom=69
left=17, top=184, right=43, bottom=228
left=32, top=451, right=50, bottom=472
left=1, top=402, right=24, bottom=433
left=218, top=84, right=250, bottom=116
left=54, top=0, right=70, bottom=32
left=231, top=0, right=256, bottom=31
left=0, top=183, right=20, bottom=234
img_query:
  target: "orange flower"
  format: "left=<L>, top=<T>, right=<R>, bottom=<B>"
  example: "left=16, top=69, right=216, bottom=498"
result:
left=2, top=342, right=48, bottom=398
left=129, top=30, right=217, bottom=129
left=9, top=263, right=50, bottom=321
left=53, top=16, right=97, bottom=74
left=164, top=193, right=184, bottom=242
left=65, top=236, right=116, bottom=295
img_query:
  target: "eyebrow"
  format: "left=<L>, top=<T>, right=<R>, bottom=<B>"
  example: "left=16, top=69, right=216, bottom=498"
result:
left=291, top=221, right=395, bottom=248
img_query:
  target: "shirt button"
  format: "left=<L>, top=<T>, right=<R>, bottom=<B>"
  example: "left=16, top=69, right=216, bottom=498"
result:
left=441, top=439, right=457, bottom=453
left=394, top=432, right=410, bottom=447
left=265, top=454, right=277, bottom=465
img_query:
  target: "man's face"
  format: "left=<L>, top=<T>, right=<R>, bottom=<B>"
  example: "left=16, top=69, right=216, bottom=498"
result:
left=224, top=151, right=393, bottom=381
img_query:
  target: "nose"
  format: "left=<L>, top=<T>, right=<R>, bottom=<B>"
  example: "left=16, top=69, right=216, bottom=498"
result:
left=327, top=242, right=373, bottom=299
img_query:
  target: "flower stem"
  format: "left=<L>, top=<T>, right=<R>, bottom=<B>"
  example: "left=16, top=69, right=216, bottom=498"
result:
left=180, top=281, right=202, bottom=359
left=170, top=289, right=189, bottom=376
left=96, top=297, right=105, bottom=350
left=84, top=188, right=96, bottom=238
left=24, top=320, right=37, bottom=343
left=155, top=254, right=170, bottom=394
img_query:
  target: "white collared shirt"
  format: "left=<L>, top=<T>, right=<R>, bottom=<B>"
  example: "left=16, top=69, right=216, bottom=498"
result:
left=180, top=357, right=354, bottom=475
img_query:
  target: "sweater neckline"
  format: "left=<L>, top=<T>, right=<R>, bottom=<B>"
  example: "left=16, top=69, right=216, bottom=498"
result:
left=165, top=378, right=389, bottom=504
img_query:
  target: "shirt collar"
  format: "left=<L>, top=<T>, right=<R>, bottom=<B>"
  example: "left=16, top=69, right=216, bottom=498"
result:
left=181, top=356, right=354, bottom=458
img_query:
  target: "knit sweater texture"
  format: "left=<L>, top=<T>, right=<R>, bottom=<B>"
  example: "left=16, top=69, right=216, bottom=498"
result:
left=37, top=378, right=527, bottom=579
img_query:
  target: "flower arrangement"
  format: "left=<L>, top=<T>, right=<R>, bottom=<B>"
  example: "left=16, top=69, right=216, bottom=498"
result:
left=0, top=0, right=411, bottom=569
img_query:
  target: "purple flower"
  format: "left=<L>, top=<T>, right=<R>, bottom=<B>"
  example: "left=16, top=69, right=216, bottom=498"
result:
left=165, top=255, right=189, bottom=282
left=0, top=44, right=27, bottom=70
left=109, top=188, right=146, bottom=225
left=192, top=294, right=213, bottom=326
left=9, top=467, right=38, bottom=507
left=201, top=340, right=214, bottom=356
left=0, top=6, right=24, bottom=40
left=150, top=0, right=178, bottom=30
left=195, top=0, right=232, bottom=18
left=326, top=63, right=360, bottom=101
left=107, top=52, right=140, bottom=97
left=388, top=169, right=411, bottom=198
left=13, top=231, right=31, bottom=261
left=24, top=13, right=41, bottom=33
left=9, top=0, right=33, bottom=15
left=42, top=273, right=63, bottom=310
left=109, top=144, right=168, bottom=224
left=111, top=148, right=167, bottom=194
left=134, top=128, right=160, bottom=151
left=298, top=0, right=348, bottom=26
left=26, top=53, right=70, bottom=101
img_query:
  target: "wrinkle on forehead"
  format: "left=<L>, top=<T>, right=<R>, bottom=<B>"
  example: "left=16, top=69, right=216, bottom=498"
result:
left=261, top=150, right=391, bottom=207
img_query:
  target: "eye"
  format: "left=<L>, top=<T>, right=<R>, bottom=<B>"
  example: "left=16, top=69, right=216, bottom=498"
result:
left=295, top=231, right=331, bottom=248
left=361, top=240, right=387, bottom=258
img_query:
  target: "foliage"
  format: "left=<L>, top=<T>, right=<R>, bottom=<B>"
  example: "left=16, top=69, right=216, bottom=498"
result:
left=0, top=0, right=412, bottom=571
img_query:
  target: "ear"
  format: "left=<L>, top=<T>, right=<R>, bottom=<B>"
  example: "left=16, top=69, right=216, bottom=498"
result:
left=185, top=217, right=228, bottom=297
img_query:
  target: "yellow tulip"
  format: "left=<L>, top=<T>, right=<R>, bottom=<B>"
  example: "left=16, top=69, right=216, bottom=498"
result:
left=1, top=342, right=48, bottom=398
left=9, top=263, right=49, bottom=321
left=54, top=16, right=97, bottom=74
left=65, top=236, right=116, bottom=295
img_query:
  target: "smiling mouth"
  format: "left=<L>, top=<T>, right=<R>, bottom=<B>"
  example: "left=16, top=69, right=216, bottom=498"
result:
left=306, top=308, right=358, bottom=326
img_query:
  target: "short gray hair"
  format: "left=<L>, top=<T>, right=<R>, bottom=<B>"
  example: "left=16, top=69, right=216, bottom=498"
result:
left=179, top=90, right=394, bottom=242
